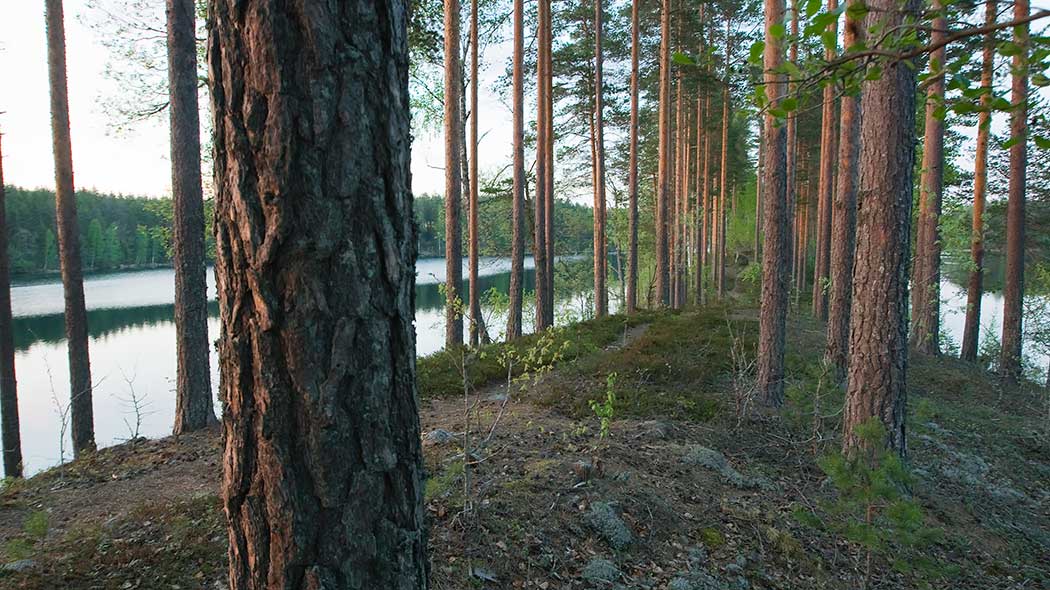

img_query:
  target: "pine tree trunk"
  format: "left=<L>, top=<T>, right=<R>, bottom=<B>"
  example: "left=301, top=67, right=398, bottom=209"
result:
left=755, top=122, right=765, bottom=262
left=46, top=0, right=95, bottom=458
left=535, top=0, right=551, bottom=329
left=785, top=0, right=799, bottom=293
left=843, top=0, right=919, bottom=456
left=717, top=17, right=731, bottom=300
left=0, top=133, right=23, bottom=478
left=469, top=0, right=482, bottom=347
left=445, top=0, right=464, bottom=347
left=508, top=0, right=526, bottom=339
left=811, top=0, right=838, bottom=320
left=999, top=0, right=1028, bottom=381
left=207, top=2, right=428, bottom=587
left=593, top=0, right=608, bottom=317
left=701, top=94, right=712, bottom=305
left=756, top=0, right=790, bottom=407
left=695, top=87, right=705, bottom=304
left=825, top=6, right=863, bottom=375
left=167, top=0, right=214, bottom=434
left=655, top=0, right=672, bottom=307
left=627, top=0, right=640, bottom=314
left=544, top=13, right=555, bottom=327
left=680, top=106, right=691, bottom=307
left=672, top=70, right=683, bottom=308
left=909, top=0, right=947, bottom=356
left=961, top=0, right=996, bottom=362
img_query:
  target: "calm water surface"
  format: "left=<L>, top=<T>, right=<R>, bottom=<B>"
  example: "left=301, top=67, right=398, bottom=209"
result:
left=10, top=257, right=602, bottom=474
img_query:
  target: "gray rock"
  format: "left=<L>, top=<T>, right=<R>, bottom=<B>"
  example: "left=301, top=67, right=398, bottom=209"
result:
left=669, top=570, right=727, bottom=590
left=682, top=446, right=773, bottom=490
left=581, top=557, right=620, bottom=584
left=586, top=502, right=633, bottom=550
left=424, top=429, right=456, bottom=445
left=2, top=559, right=36, bottom=573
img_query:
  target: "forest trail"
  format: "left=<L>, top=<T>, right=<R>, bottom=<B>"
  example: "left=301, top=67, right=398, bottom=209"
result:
left=2, top=308, right=1048, bottom=589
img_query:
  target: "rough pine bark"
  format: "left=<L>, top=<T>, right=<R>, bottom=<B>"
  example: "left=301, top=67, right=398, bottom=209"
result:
left=825, top=7, right=862, bottom=375
left=909, top=0, right=947, bottom=356
left=207, top=1, right=428, bottom=587
left=168, top=0, right=215, bottom=434
left=46, top=0, right=95, bottom=457
left=0, top=133, right=23, bottom=478
left=843, top=0, right=919, bottom=456
left=469, top=0, right=482, bottom=347
left=508, top=0, right=526, bottom=339
left=655, top=0, right=672, bottom=307
left=811, top=0, right=838, bottom=320
left=535, top=0, right=551, bottom=329
left=999, top=0, right=1027, bottom=381
left=593, top=0, right=608, bottom=317
left=444, top=0, right=464, bottom=346
left=756, top=0, right=790, bottom=407
left=961, top=0, right=996, bottom=362
left=627, top=0, right=640, bottom=314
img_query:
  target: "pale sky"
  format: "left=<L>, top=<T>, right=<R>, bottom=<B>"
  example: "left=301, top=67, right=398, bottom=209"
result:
left=0, top=0, right=515, bottom=198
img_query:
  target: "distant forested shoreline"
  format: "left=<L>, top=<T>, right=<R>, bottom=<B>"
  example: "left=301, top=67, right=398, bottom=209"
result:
left=4, top=187, right=596, bottom=278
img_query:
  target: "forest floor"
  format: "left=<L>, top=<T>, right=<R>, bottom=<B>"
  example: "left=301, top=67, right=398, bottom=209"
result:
left=1, top=303, right=1048, bottom=589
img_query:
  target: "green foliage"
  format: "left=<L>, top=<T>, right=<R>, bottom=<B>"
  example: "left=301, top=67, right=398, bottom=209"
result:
left=588, top=372, right=618, bottom=440
left=800, top=419, right=947, bottom=584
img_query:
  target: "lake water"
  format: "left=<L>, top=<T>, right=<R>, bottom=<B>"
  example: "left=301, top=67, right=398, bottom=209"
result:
left=6, top=257, right=1042, bottom=476
left=9, top=257, right=608, bottom=475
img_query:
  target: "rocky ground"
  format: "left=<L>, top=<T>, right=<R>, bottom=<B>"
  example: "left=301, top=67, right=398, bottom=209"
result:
left=1, top=305, right=1048, bottom=589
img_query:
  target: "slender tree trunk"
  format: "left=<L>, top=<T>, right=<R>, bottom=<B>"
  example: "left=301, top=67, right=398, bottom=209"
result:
left=593, top=0, right=608, bottom=317
left=755, top=123, right=765, bottom=261
left=46, top=0, right=95, bottom=457
left=0, top=133, right=23, bottom=478
left=208, top=2, right=427, bottom=586
left=544, top=12, right=555, bottom=327
left=757, top=0, right=790, bottom=407
left=167, top=0, right=214, bottom=434
left=811, top=0, right=838, bottom=320
left=508, top=0, right=526, bottom=339
left=785, top=0, right=799, bottom=293
left=627, top=0, right=640, bottom=314
left=655, top=0, right=672, bottom=307
left=535, top=0, right=551, bottom=330
left=843, top=0, right=919, bottom=456
left=444, top=0, right=464, bottom=347
left=961, top=0, right=997, bottom=362
left=469, top=0, right=481, bottom=347
left=701, top=93, right=712, bottom=305
left=717, top=16, right=731, bottom=300
left=999, top=0, right=1028, bottom=381
left=680, top=107, right=691, bottom=307
left=910, top=0, right=947, bottom=355
left=694, top=86, right=705, bottom=304
left=672, top=68, right=684, bottom=308
left=825, top=5, right=863, bottom=375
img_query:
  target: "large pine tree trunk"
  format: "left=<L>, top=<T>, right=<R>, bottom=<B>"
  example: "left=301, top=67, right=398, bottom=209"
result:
left=46, top=0, right=95, bottom=457
left=469, top=0, right=482, bottom=347
left=167, top=0, right=215, bottom=434
left=508, top=0, right=526, bottom=339
left=535, top=0, right=551, bottom=329
left=843, top=0, right=919, bottom=456
left=961, top=0, right=997, bottom=362
left=445, top=0, right=464, bottom=347
left=593, top=0, right=608, bottom=317
left=811, top=0, right=838, bottom=320
left=207, top=2, right=428, bottom=587
left=756, top=0, right=790, bottom=407
left=999, top=0, right=1028, bottom=381
left=0, top=133, right=23, bottom=478
left=627, top=0, right=640, bottom=314
left=909, top=0, right=947, bottom=356
left=655, top=0, right=672, bottom=307
left=825, top=7, right=863, bottom=375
